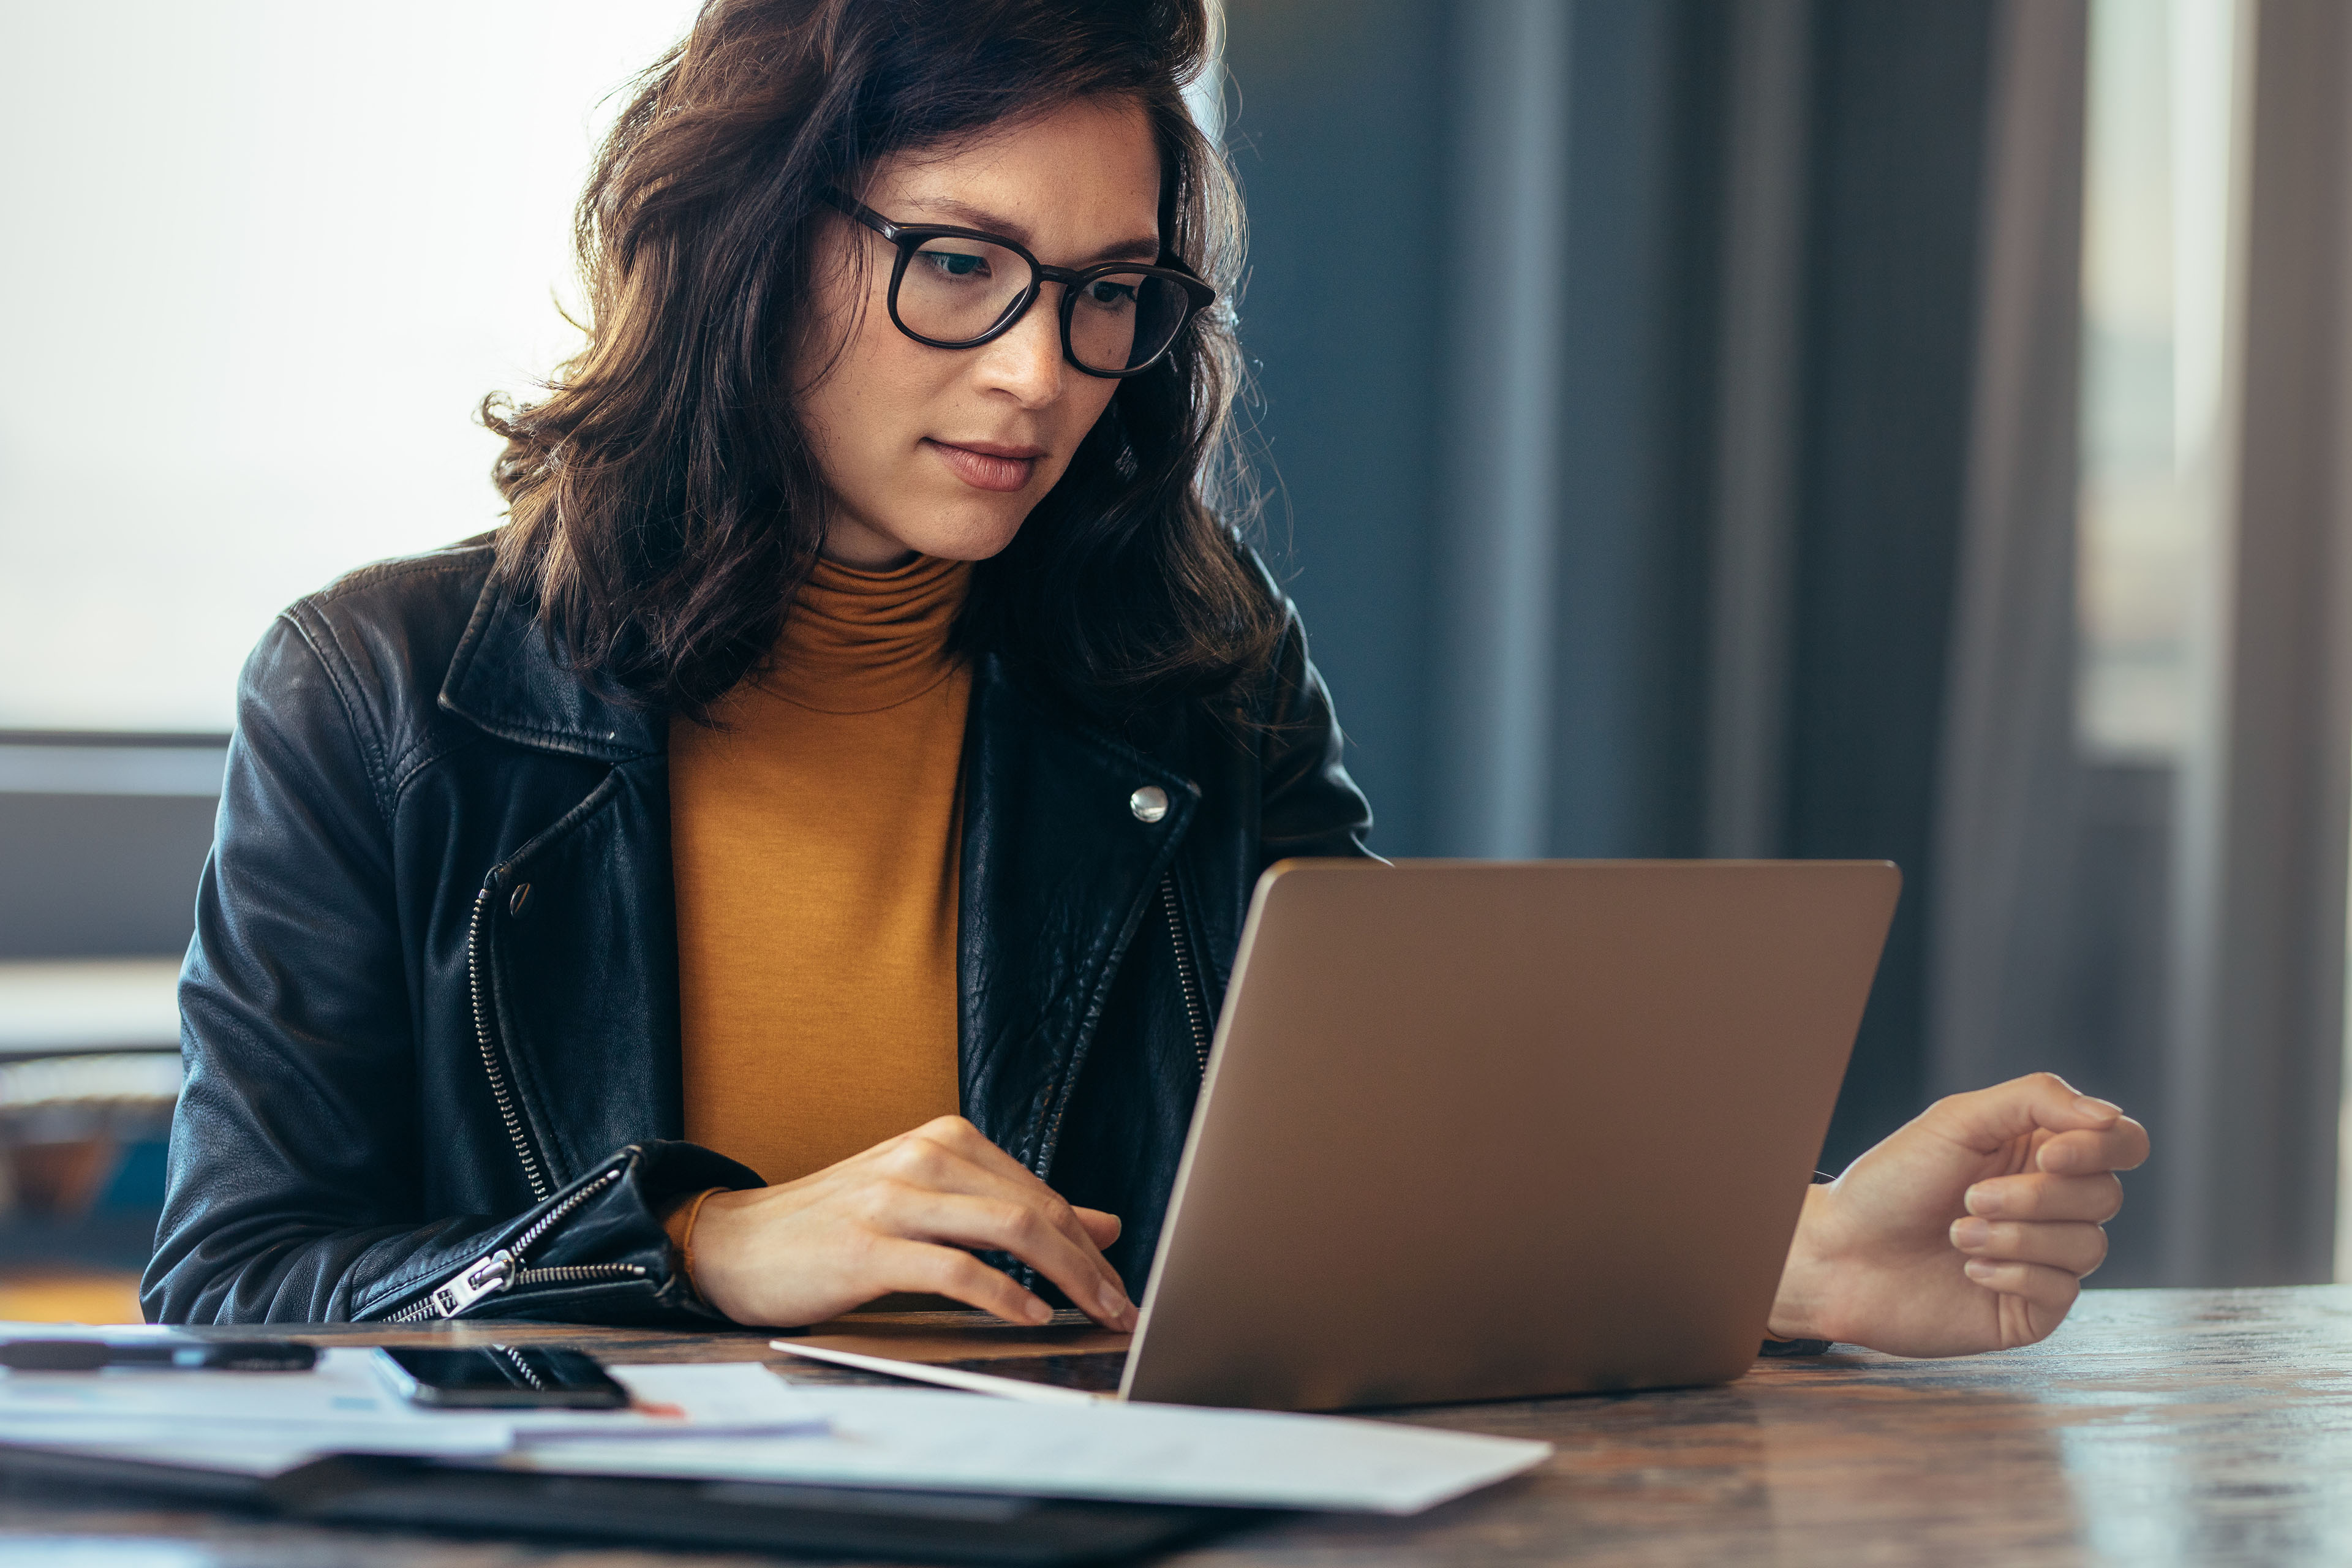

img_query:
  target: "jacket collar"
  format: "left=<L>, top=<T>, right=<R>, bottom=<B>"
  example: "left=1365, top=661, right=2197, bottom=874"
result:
left=439, top=576, right=667, bottom=761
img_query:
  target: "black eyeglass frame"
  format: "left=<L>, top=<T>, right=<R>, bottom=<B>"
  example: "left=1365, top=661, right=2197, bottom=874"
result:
left=823, top=189, right=1216, bottom=379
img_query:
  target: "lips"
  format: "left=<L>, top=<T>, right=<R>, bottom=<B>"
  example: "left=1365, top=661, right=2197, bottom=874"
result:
left=925, top=439, right=1042, bottom=493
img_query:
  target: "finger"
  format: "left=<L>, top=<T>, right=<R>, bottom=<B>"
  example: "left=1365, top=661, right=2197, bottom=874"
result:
left=903, top=1120, right=1120, bottom=1264
left=888, top=1136, right=1112, bottom=1254
left=878, top=1126, right=1131, bottom=1308
left=1950, top=1217, right=2109, bottom=1277
left=1074, top=1207, right=1123, bottom=1250
left=1966, top=1170, right=2123, bottom=1223
left=872, top=1237, right=1052, bottom=1325
left=878, top=1188, right=1136, bottom=1329
left=1921, top=1072, right=2127, bottom=1156
left=867, top=1163, right=1125, bottom=1309
left=1962, top=1257, right=2082, bottom=1346
left=2034, top=1116, right=2150, bottom=1175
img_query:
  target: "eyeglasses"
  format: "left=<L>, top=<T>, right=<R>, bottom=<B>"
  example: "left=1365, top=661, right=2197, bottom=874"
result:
left=823, top=189, right=1216, bottom=379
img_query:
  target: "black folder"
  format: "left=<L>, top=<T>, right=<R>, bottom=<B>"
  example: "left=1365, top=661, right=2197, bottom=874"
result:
left=0, top=1444, right=1260, bottom=1564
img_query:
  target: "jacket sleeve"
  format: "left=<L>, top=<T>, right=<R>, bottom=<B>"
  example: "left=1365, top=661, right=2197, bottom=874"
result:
left=1256, top=597, right=1379, bottom=865
left=142, top=614, right=755, bottom=1326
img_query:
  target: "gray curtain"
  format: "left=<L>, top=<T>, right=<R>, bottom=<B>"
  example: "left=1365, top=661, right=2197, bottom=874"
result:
left=1925, top=0, right=2089, bottom=1104
left=1929, top=0, right=2352, bottom=1286
left=2163, top=0, right=2352, bottom=1286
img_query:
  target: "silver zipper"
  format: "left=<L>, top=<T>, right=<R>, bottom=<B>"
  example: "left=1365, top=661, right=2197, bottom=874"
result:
left=469, top=879, right=549, bottom=1203
left=509, top=1165, right=624, bottom=1254
left=1160, top=871, right=1212, bottom=1076
left=513, top=1263, right=648, bottom=1286
left=385, top=1166, right=642, bottom=1322
left=1031, top=866, right=1213, bottom=1188
left=390, top=1247, right=516, bottom=1322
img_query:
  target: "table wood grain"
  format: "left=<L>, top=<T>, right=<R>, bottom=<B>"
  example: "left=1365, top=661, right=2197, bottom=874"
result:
left=6, top=1286, right=2351, bottom=1565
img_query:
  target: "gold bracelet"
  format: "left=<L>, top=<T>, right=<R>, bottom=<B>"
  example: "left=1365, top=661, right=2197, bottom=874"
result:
left=677, top=1186, right=723, bottom=1296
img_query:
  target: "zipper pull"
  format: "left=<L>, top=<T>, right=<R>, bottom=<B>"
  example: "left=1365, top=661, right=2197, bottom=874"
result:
left=424, top=1248, right=516, bottom=1317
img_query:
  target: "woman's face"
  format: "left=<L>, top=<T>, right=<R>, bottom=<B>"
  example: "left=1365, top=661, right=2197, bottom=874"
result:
left=795, top=96, right=1163, bottom=568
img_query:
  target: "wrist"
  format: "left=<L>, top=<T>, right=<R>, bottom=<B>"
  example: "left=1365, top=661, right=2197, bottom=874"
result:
left=664, top=1188, right=724, bottom=1300
left=1766, top=1182, right=1838, bottom=1342
left=679, top=1188, right=763, bottom=1324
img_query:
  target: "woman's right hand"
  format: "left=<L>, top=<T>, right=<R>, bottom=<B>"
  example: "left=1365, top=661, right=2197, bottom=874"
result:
left=683, top=1115, right=1136, bottom=1330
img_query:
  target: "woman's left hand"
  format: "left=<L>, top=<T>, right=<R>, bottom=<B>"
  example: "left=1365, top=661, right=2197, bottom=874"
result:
left=1767, top=1072, right=2150, bottom=1357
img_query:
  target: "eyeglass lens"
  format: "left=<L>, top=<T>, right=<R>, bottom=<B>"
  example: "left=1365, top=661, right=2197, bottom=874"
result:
left=899, top=236, right=1190, bottom=372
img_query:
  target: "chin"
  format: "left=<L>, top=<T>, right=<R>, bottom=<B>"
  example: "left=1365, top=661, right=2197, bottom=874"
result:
left=890, top=498, right=1036, bottom=562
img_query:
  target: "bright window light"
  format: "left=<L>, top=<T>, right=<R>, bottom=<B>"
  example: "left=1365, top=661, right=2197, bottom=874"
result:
left=2074, top=0, right=2242, bottom=761
left=0, top=2, right=704, bottom=733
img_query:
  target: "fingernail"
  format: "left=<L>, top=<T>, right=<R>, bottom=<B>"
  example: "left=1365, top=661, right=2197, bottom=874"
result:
left=2074, top=1094, right=2120, bottom=1121
left=1951, top=1217, right=1992, bottom=1250
left=1965, top=1184, right=2004, bottom=1217
left=1099, top=1284, right=1134, bottom=1324
left=1964, top=1258, right=1997, bottom=1283
left=1023, top=1297, right=1052, bottom=1324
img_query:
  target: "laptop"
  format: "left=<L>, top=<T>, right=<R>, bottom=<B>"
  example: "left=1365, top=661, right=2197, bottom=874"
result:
left=772, top=859, right=1899, bottom=1411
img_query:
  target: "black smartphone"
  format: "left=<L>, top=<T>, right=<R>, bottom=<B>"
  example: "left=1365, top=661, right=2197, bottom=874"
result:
left=372, top=1344, right=630, bottom=1409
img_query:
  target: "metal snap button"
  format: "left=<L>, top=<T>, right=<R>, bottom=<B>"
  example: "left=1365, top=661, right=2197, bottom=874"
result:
left=1129, top=786, right=1170, bottom=823
left=508, top=882, right=533, bottom=918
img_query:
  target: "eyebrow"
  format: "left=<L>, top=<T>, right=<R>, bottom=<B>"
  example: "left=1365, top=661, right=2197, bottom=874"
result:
left=899, top=196, right=1161, bottom=264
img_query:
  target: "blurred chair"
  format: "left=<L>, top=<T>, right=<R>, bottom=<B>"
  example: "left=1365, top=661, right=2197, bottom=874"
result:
left=0, top=960, right=183, bottom=1317
left=0, top=736, right=211, bottom=1317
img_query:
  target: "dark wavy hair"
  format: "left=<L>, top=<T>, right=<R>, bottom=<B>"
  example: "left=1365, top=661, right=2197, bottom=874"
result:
left=483, top=0, right=1276, bottom=722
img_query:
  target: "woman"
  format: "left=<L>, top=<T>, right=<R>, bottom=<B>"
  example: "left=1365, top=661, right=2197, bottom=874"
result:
left=146, top=0, right=2144, bottom=1354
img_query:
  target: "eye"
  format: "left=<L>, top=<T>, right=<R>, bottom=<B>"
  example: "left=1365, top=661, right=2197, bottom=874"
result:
left=918, top=249, right=990, bottom=280
left=1083, top=278, right=1139, bottom=307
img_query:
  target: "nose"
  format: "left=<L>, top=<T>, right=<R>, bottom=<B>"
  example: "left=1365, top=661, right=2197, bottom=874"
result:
left=970, top=288, right=1067, bottom=409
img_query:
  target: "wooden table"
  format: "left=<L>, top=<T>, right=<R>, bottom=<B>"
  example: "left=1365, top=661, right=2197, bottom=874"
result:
left=6, top=1286, right=2351, bottom=1565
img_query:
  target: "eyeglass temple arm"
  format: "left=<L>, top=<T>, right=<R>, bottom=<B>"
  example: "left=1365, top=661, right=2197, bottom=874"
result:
left=821, top=187, right=900, bottom=239
left=822, top=186, right=1213, bottom=305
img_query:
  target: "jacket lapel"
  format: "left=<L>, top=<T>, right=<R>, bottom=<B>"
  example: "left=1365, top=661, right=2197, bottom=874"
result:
left=959, top=655, right=1198, bottom=1176
left=440, top=586, right=1200, bottom=1186
left=439, top=584, right=679, bottom=1185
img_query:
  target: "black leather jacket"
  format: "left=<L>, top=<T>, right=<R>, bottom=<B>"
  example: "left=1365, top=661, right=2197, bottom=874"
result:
left=143, top=538, right=1372, bottom=1326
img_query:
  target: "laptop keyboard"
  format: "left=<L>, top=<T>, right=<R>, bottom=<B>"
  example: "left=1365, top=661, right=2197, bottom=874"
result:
left=934, top=1352, right=1129, bottom=1393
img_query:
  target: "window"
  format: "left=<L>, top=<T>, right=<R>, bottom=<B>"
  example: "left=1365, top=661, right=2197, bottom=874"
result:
left=0, top=2, right=704, bottom=733
left=2075, top=0, right=2241, bottom=761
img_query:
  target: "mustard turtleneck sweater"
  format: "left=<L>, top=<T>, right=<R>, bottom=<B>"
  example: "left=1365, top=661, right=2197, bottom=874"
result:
left=669, top=551, right=973, bottom=1188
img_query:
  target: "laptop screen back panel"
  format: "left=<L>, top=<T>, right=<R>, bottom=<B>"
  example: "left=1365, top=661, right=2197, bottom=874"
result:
left=1121, top=859, right=1899, bottom=1412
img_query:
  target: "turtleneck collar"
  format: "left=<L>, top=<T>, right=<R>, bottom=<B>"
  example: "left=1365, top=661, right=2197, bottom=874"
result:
left=756, top=551, right=973, bottom=715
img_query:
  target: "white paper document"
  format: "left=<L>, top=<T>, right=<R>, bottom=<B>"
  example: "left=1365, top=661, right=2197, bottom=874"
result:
left=0, top=1339, right=1550, bottom=1513
left=0, top=1351, right=823, bottom=1469
left=510, top=1382, right=1553, bottom=1514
